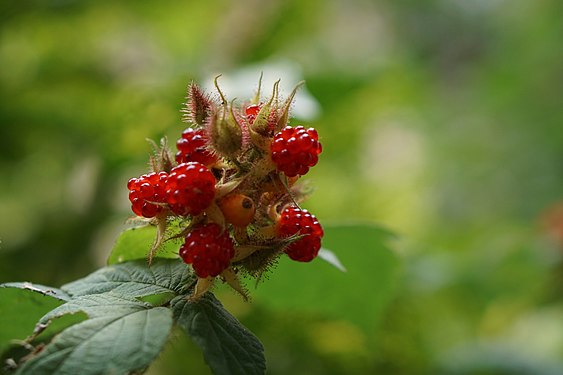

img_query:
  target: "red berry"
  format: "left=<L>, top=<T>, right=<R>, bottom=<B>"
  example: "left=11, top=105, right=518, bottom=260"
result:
left=245, top=104, right=261, bottom=125
left=270, top=126, right=322, bottom=177
left=166, top=162, right=216, bottom=216
left=175, top=128, right=218, bottom=166
left=127, top=172, right=168, bottom=218
left=179, top=223, right=235, bottom=278
left=276, top=205, right=324, bottom=262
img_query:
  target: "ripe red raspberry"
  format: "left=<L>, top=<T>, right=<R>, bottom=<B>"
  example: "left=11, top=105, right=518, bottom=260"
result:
left=245, top=104, right=261, bottom=125
left=175, top=128, right=218, bottom=166
left=276, top=205, right=324, bottom=262
left=179, top=223, right=235, bottom=278
left=270, top=126, right=322, bottom=177
left=166, top=162, right=216, bottom=216
left=127, top=172, right=168, bottom=218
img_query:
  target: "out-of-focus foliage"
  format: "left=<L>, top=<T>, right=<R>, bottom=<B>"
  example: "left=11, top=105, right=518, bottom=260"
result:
left=251, top=224, right=399, bottom=333
left=1, top=0, right=562, bottom=374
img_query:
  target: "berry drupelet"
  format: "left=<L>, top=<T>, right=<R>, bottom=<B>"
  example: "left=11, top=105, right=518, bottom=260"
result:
left=245, top=104, right=261, bottom=125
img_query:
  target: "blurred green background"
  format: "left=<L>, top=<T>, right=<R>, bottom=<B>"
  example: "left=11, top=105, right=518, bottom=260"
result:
left=1, top=0, right=562, bottom=374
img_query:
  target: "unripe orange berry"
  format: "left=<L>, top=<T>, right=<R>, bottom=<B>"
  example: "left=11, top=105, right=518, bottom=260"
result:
left=218, top=194, right=256, bottom=227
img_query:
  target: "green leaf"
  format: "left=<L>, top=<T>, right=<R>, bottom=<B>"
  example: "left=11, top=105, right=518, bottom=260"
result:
left=0, top=283, right=68, bottom=354
left=107, top=224, right=181, bottom=265
left=251, top=223, right=401, bottom=332
left=61, top=258, right=193, bottom=299
left=172, top=294, right=266, bottom=375
left=16, top=294, right=173, bottom=375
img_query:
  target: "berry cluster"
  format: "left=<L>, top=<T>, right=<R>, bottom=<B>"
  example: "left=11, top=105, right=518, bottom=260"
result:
left=126, top=77, right=324, bottom=299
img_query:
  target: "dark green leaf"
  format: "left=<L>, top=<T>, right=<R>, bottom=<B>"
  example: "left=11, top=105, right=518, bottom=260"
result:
left=251, top=223, right=401, bottom=332
left=61, top=258, right=193, bottom=299
left=172, top=294, right=266, bottom=375
left=107, top=224, right=181, bottom=265
left=16, top=294, right=173, bottom=375
left=0, top=284, right=67, bottom=354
